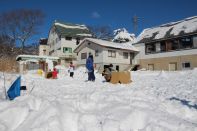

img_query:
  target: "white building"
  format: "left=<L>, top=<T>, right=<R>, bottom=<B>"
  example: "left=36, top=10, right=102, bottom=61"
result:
left=133, top=16, right=197, bottom=70
left=74, top=38, right=139, bottom=72
left=47, top=21, right=92, bottom=65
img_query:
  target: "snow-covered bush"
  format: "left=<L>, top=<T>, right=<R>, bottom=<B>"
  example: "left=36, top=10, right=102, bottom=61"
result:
left=113, top=28, right=136, bottom=43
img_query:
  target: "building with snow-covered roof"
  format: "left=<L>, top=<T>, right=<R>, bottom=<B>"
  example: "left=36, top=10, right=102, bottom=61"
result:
left=133, top=16, right=197, bottom=71
left=74, top=38, right=139, bottom=72
left=46, top=21, right=92, bottom=65
left=39, top=38, right=49, bottom=56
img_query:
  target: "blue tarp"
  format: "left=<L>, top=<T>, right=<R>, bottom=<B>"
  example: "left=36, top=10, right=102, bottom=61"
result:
left=7, top=76, right=21, bottom=100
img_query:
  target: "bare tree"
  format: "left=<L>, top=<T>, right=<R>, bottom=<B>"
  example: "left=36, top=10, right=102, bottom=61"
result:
left=0, top=9, right=45, bottom=51
left=88, top=25, right=113, bottom=40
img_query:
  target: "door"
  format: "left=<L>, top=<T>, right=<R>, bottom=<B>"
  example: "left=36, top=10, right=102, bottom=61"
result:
left=148, top=64, right=154, bottom=71
left=169, top=63, right=177, bottom=71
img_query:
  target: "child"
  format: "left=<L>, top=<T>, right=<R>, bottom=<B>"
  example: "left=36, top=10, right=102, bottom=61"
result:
left=68, top=62, right=75, bottom=78
left=52, top=68, right=58, bottom=79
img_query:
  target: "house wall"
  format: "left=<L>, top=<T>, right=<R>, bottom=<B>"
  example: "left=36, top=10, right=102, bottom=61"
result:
left=76, top=42, right=104, bottom=65
left=134, top=41, right=197, bottom=70
left=102, top=48, right=131, bottom=64
left=59, top=38, right=78, bottom=58
left=47, top=27, right=60, bottom=57
left=47, top=27, right=83, bottom=66
left=76, top=41, right=135, bottom=72
left=139, top=54, right=197, bottom=70
left=39, top=45, right=49, bottom=56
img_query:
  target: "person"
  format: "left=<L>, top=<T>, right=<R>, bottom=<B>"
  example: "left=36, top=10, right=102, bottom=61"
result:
left=52, top=68, right=58, bottom=79
left=86, top=54, right=95, bottom=81
left=102, top=64, right=114, bottom=82
left=68, top=62, right=75, bottom=78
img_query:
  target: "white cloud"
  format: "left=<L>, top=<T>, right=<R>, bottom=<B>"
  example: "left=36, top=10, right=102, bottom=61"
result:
left=91, top=11, right=101, bottom=18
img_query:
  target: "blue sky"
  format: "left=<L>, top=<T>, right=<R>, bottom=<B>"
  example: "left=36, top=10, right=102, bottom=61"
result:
left=0, top=0, right=197, bottom=43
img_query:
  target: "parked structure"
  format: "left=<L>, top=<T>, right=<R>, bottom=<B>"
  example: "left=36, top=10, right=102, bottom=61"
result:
left=134, top=16, right=197, bottom=71
left=47, top=21, right=92, bottom=65
left=74, top=38, right=139, bottom=72
left=16, top=55, right=59, bottom=74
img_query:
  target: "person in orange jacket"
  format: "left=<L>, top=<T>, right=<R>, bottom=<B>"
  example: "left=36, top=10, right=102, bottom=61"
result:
left=52, top=68, right=58, bottom=79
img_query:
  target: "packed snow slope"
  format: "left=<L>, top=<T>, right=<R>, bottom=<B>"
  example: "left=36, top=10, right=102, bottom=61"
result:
left=0, top=68, right=197, bottom=131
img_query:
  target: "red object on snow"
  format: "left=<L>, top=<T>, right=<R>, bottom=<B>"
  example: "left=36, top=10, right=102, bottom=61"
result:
left=52, top=68, right=58, bottom=79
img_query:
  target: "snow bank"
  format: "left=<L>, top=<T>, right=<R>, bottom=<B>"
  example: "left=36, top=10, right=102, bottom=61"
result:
left=0, top=68, right=197, bottom=130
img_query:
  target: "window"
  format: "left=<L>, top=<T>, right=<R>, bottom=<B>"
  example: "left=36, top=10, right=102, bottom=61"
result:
left=180, top=37, right=193, bottom=49
left=116, top=65, right=119, bottom=72
left=43, top=49, right=46, bottom=55
left=95, top=50, right=99, bottom=57
left=166, top=40, right=173, bottom=51
left=169, top=62, right=177, bottom=71
left=182, top=62, right=191, bottom=69
left=81, top=53, right=87, bottom=59
left=55, top=38, right=59, bottom=43
left=76, top=38, right=80, bottom=45
left=123, top=52, right=128, bottom=59
left=108, top=50, right=116, bottom=58
left=160, top=41, right=166, bottom=52
left=145, top=44, right=156, bottom=54
left=171, top=39, right=179, bottom=50
left=193, top=36, right=197, bottom=48
left=63, top=47, right=72, bottom=53
left=65, top=37, right=72, bottom=41
left=148, top=64, right=154, bottom=71
left=155, top=43, right=161, bottom=52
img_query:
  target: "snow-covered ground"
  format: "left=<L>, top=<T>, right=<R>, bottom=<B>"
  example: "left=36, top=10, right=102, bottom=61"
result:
left=0, top=68, right=197, bottom=131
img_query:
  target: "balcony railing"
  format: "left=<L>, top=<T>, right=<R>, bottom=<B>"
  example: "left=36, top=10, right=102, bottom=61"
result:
left=59, top=53, right=77, bottom=59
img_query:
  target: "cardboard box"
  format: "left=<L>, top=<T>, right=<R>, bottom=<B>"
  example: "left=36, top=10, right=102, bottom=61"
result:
left=110, top=71, right=132, bottom=84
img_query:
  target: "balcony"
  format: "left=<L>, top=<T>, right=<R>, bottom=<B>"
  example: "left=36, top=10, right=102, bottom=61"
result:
left=59, top=53, right=77, bottom=59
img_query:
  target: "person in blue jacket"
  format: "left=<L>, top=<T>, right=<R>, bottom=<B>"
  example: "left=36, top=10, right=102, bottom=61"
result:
left=86, top=54, right=95, bottom=81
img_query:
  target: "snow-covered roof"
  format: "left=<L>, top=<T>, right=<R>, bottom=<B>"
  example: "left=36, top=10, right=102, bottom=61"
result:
left=74, top=38, right=139, bottom=53
left=16, top=55, right=59, bottom=61
left=135, top=16, right=197, bottom=43
left=53, top=21, right=92, bottom=38
left=76, top=33, right=92, bottom=37
left=54, top=23, right=88, bottom=30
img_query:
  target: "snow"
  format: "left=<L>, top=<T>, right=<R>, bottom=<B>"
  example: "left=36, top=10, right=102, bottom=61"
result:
left=16, top=55, right=59, bottom=61
left=135, top=16, right=197, bottom=43
left=79, top=38, right=139, bottom=52
left=0, top=68, right=197, bottom=131
left=54, top=22, right=88, bottom=30
left=113, top=28, right=136, bottom=43
left=46, top=59, right=53, bottom=71
left=76, top=34, right=92, bottom=37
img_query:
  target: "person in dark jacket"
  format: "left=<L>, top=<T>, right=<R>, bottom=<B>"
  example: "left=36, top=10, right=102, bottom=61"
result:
left=86, top=54, right=95, bottom=81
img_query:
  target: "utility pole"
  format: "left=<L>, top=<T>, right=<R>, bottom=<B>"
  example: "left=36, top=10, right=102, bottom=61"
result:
left=132, top=15, right=143, bottom=36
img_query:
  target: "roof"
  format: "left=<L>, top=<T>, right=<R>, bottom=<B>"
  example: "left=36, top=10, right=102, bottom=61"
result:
left=135, top=16, right=197, bottom=44
left=39, top=38, right=48, bottom=45
left=16, top=55, right=59, bottom=61
left=74, top=38, right=139, bottom=53
left=53, top=21, right=92, bottom=37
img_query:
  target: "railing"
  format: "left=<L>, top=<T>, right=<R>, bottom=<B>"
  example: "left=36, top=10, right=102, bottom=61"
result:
left=59, top=53, right=77, bottom=59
